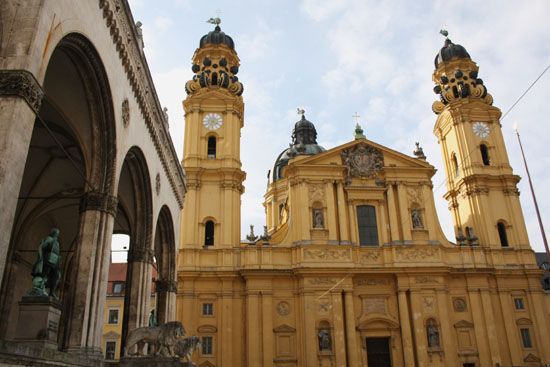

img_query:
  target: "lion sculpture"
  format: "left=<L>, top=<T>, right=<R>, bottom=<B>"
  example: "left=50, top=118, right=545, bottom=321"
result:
left=125, top=321, right=186, bottom=357
left=174, top=336, right=201, bottom=364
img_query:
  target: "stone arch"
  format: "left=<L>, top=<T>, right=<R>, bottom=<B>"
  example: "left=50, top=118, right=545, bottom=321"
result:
left=0, top=33, right=117, bottom=354
left=154, top=205, right=176, bottom=323
left=116, top=146, right=154, bottom=349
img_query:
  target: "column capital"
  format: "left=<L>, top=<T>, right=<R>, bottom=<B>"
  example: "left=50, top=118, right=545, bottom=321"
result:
left=127, top=248, right=154, bottom=264
left=0, top=69, right=44, bottom=114
left=79, top=191, right=118, bottom=216
left=156, top=279, right=177, bottom=293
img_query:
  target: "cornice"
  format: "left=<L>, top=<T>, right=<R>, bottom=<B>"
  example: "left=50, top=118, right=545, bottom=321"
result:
left=98, top=0, right=186, bottom=208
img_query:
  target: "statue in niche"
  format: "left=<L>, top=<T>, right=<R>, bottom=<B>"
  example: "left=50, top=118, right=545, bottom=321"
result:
left=427, top=320, right=440, bottom=348
left=318, top=329, right=331, bottom=351
left=149, top=309, right=158, bottom=327
left=411, top=208, right=423, bottom=229
left=313, top=208, right=324, bottom=229
left=28, top=228, right=61, bottom=298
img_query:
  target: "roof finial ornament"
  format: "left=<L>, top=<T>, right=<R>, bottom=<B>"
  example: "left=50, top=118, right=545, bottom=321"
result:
left=440, top=29, right=449, bottom=39
left=207, top=15, right=222, bottom=28
left=353, top=112, right=365, bottom=139
left=352, top=112, right=361, bottom=124
left=297, top=108, right=305, bottom=119
left=413, top=142, right=427, bottom=160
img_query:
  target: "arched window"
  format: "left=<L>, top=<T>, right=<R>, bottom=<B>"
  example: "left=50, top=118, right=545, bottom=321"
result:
left=451, top=153, right=459, bottom=177
left=497, top=221, right=509, bottom=247
left=205, top=220, right=215, bottom=247
left=357, top=205, right=378, bottom=246
left=480, top=144, right=490, bottom=166
left=207, top=136, right=216, bottom=158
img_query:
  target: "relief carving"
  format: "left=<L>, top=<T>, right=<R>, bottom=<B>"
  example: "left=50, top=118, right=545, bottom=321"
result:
left=396, top=246, right=439, bottom=261
left=276, top=301, right=291, bottom=316
left=415, top=276, right=440, bottom=284
left=308, top=184, right=326, bottom=205
left=453, top=297, right=467, bottom=312
left=423, top=296, right=435, bottom=312
left=317, top=299, right=331, bottom=313
left=355, top=278, right=389, bottom=286
left=359, top=251, right=380, bottom=263
left=304, top=249, right=350, bottom=261
left=341, top=143, right=384, bottom=185
left=122, top=98, right=130, bottom=127
left=308, top=277, right=337, bottom=285
left=407, top=185, right=424, bottom=204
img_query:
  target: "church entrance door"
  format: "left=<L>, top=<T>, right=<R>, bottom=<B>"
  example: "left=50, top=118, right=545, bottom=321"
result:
left=366, top=337, right=392, bottom=367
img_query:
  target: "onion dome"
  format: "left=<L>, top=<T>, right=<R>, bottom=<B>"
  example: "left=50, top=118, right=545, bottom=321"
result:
left=271, top=114, right=326, bottom=182
left=185, top=22, right=243, bottom=97
left=431, top=33, right=493, bottom=114
left=434, top=38, right=470, bottom=68
left=199, top=25, right=235, bottom=50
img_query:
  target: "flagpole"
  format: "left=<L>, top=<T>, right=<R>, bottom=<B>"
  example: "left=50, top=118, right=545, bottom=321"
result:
left=515, top=128, right=550, bottom=260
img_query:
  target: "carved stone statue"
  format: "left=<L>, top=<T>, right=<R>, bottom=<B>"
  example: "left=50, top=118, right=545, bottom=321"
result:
left=125, top=321, right=185, bottom=357
left=174, top=335, right=201, bottom=365
left=28, top=228, right=61, bottom=298
left=149, top=309, right=158, bottom=327
left=318, top=329, right=331, bottom=351
left=411, top=208, right=423, bottom=229
left=427, top=320, right=440, bottom=348
left=313, top=209, right=324, bottom=228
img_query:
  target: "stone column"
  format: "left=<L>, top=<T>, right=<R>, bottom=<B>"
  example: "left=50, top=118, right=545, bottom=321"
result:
left=220, top=281, right=234, bottom=367
left=386, top=184, right=401, bottom=242
left=409, top=291, right=428, bottom=366
left=436, top=289, right=456, bottom=365
left=398, top=290, right=416, bottom=366
left=155, top=279, right=177, bottom=324
left=344, top=291, right=360, bottom=367
left=325, top=181, right=338, bottom=241
left=246, top=291, right=261, bottom=366
left=331, top=292, right=347, bottom=366
left=0, top=70, right=44, bottom=287
left=66, top=192, right=116, bottom=357
left=123, top=246, right=154, bottom=346
left=336, top=182, right=350, bottom=243
left=497, top=291, right=522, bottom=365
left=303, top=291, right=317, bottom=366
left=480, top=289, right=502, bottom=365
left=468, top=290, right=492, bottom=367
left=396, top=184, right=412, bottom=241
left=262, top=291, right=274, bottom=366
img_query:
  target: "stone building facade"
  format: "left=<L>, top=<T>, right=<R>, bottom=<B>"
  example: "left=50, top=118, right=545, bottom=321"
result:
left=0, top=0, right=185, bottom=364
left=177, top=25, right=550, bottom=367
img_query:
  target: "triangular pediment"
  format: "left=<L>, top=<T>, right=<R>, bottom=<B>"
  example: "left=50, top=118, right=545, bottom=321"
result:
left=292, top=138, right=433, bottom=171
left=524, top=353, right=541, bottom=362
left=273, top=324, right=296, bottom=333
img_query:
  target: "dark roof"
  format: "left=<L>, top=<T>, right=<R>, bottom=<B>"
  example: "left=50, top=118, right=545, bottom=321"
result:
left=200, top=26, right=235, bottom=50
left=272, top=115, right=325, bottom=182
left=434, top=38, right=470, bottom=68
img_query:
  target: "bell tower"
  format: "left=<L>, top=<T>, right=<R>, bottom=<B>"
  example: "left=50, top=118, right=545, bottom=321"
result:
left=432, top=33, right=529, bottom=249
left=180, top=21, right=245, bottom=249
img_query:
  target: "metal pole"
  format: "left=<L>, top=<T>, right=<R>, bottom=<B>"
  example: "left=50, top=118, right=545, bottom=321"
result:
left=515, top=129, right=550, bottom=261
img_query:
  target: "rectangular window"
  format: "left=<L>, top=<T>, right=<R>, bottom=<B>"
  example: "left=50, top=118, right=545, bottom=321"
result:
left=514, top=298, right=525, bottom=310
left=108, top=309, right=119, bottom=324
left=202, top=336, right=213, bottom=355
left=202, top=303, right=213, bottom=316
left=356, top=205, right=379, bottom=246
left=105, top=341, right=116, bottom=360
left=520, top=328, right=532, bottom=348
left=112, top=282, right=124, bottom=294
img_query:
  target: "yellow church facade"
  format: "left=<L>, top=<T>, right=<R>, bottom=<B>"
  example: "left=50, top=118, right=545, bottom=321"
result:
left=177, top=25, right=550, bottom=367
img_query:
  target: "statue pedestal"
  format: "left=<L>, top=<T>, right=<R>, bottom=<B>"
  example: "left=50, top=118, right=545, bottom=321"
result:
left=14, top=295, right=62, bottom=350
left=118, top=357, right=195, bottom=366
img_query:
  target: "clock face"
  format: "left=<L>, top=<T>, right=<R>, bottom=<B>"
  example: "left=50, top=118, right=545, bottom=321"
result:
left=472, top=122, right=490, bottom=139
left=203, top=113, right=223, bottom=130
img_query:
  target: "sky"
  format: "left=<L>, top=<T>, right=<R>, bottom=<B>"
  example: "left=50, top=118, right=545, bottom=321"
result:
left=123, top=0, right=550, bottom=254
